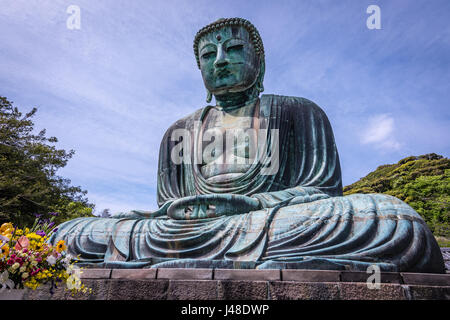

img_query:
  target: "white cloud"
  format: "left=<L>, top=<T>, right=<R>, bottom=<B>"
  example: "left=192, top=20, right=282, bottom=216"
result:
left=360, top=114, right=401, bottom=150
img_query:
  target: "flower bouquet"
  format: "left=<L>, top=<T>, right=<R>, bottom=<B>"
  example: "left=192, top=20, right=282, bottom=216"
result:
left=0, top=213, right=90, bottom=295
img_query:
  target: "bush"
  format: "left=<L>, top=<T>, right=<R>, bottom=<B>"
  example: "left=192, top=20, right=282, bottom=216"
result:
left=344, top=155, right=450, bottom=238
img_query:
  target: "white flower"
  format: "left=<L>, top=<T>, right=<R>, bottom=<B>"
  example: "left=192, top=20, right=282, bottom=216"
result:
left=66, top=264, right=74, bottom=274
left=66, top=274, right=81, bottom=290
left=66, top=264, right=81, bottom=277
left=21, top=272, right=29, bottom=279
left=11, top=262, right=20, bottom=270
left=19, top=266, right=26, bottom=273
left=46, top=255, right=57, bottom=265
left=0, top=270, right=14, bottom=290
left=0, top=270, right=9, bottom=283
left=61, top=254, right=72, bottom=267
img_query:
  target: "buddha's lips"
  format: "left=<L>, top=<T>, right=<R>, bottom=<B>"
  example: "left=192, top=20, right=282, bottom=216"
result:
left=215, top=69, right=231, bottom=78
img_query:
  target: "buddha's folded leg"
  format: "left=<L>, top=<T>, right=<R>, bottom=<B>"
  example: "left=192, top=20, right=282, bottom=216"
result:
left=49, top=212, right=270, bottom=268
left=49, top=217, right=124, bottom=264
left=261, top=193, right=445, bottom=273
left=51, top=194, right=445, bottom=272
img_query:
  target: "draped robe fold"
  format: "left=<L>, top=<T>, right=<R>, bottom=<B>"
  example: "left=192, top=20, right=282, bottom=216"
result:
left=49, top=94, right=445, bottom=273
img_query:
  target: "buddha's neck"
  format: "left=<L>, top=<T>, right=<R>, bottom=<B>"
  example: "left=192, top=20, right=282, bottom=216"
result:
left=214, top=86, right=259, bottom=111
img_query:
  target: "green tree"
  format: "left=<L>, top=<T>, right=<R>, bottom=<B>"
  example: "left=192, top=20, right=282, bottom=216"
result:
left=0, top=96, right=94, bottom=227
left=344, top=154, right=450, bottom=238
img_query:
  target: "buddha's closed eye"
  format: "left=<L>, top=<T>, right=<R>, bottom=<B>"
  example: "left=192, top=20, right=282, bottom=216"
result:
left=202, top=51, right=216, bottom=60
left=226, top=44, right=244, bottom=53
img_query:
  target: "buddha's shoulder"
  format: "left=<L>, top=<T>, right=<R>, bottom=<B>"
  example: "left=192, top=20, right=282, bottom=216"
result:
left=262, top=94, right=326, bottom=115
left=164, top=108, right=204, bottom=131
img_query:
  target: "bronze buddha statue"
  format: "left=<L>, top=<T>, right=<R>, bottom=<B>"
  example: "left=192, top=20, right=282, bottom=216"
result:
left=50, top=18, right=445, bottom=273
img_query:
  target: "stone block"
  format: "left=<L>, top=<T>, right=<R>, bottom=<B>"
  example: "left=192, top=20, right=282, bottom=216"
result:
left=214, top=269, right=280, bottom=281
left=24, top=279, right=110, bottom=300
left=406, top=285, right=450, bottom=300
left=107, top=279, right=169, bottom=300
left=218, top=280, right=268, bottom=300
left=61, top=279, right=110, bottom=300
left=157, top=268, right=213, bottom=280
left=401, top=272, right=450, bottom=286
left=167, top=280, right=218, bottom=300
left=269, top=281, right=340, bottom=300
left=79, top=268, right=111, bottom=279
left=111, top=269, right=156, bottom=279
left=340, top=271, right=402, bottom=284
left=338, top=282, right=406, bottom=300
left=379, top=272, right=403, bottom=284
left=5, top=289, right=37, bottom=300
left=282, top=270, right=340, bottom=282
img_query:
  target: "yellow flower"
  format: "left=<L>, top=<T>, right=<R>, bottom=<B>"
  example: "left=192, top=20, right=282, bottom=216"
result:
left=26, top=232, right=42, bottom=241
left=24, top=279, right=39, bottom=290
left=1, top=230, right=13, bottom=238
left=0, top=243, right=9, bottom=258
left=0, top=223, right=13, bottom=233
left=56, top=240, right=67, bottom=253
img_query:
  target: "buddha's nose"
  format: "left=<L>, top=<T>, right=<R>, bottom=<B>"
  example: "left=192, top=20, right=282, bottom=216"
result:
left=214, top=46, right=228, bottom=68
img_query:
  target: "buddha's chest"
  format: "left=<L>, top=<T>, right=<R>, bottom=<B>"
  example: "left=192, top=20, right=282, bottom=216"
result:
left=199, top=106, right=259, bottom=181
left=207, top=112, right=253, bottom=130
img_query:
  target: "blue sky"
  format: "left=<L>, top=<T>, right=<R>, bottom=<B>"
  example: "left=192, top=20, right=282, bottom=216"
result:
left=1, top=0, right=449, bottom=214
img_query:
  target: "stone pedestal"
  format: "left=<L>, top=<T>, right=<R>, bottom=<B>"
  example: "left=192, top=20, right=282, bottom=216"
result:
left=4, top=268, right=449, bottom=300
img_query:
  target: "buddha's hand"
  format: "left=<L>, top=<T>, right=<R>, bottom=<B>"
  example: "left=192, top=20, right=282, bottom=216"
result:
left=167, top=194, right=261, bottom=220
left=111, top=201, right=172, bottom=219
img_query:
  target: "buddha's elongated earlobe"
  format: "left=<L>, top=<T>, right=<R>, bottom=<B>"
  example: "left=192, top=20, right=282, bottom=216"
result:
left=206, top=90, right=212, bottom=103
left=256, top=80, right=264, bottom=93
left=256, top=61, right=265, bottom=93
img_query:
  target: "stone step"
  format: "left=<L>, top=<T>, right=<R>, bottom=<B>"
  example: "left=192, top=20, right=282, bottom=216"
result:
left=78, top=268, right=450, bottom=286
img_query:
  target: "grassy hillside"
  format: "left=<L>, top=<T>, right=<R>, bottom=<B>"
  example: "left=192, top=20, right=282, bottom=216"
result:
left=343, top=153, right=450, bottom=245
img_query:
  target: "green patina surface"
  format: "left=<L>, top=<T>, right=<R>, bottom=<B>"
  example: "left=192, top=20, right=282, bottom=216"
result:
left=49, top=18, right=445, bottom=273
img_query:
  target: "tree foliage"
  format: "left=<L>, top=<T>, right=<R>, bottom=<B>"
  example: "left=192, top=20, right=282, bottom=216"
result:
left=0, top=96, right=94, bottom=227
left=344, top=154, right=450, bottom=238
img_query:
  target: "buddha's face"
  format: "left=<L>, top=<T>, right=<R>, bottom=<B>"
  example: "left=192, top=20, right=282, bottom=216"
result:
left=198, top=26, right=260, bottom=96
